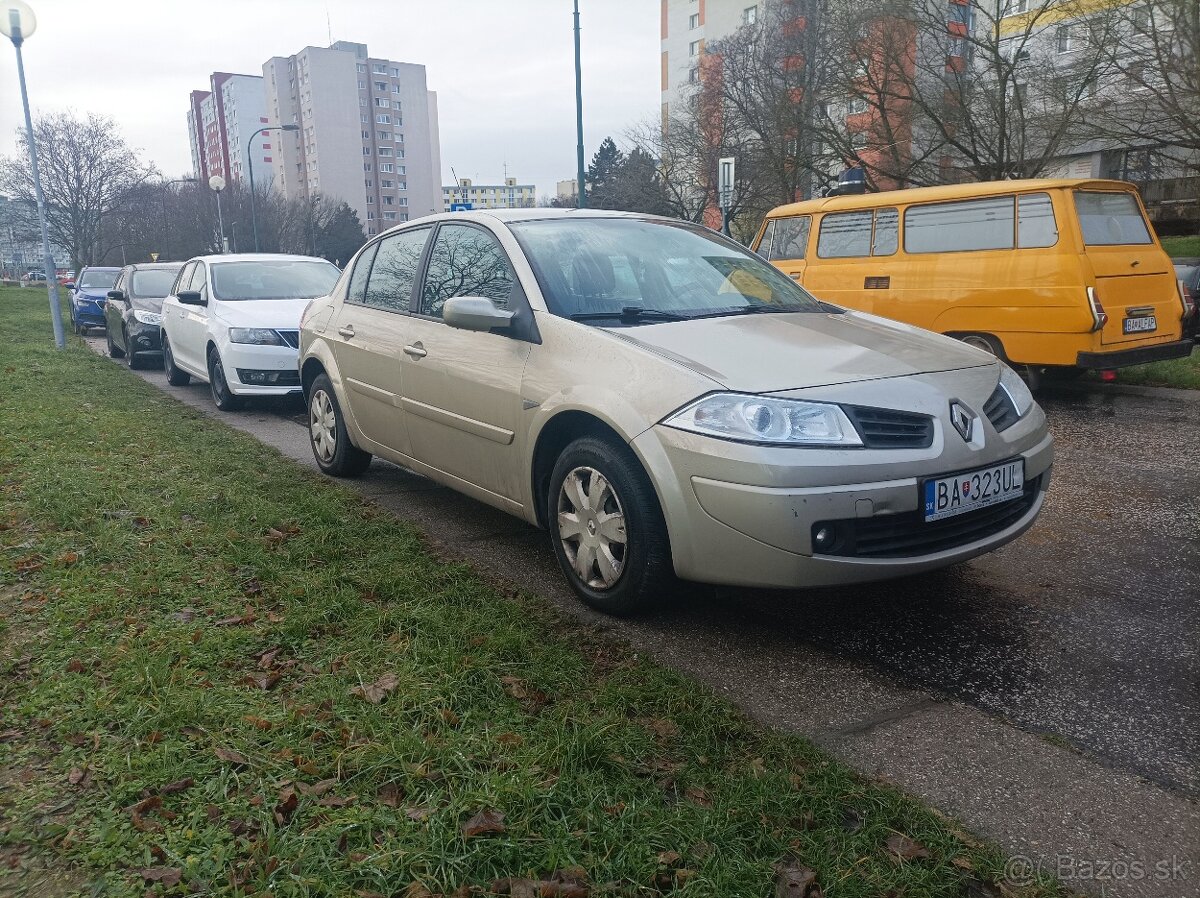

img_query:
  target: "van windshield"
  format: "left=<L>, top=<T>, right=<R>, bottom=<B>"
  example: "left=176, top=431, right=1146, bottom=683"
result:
left=1074, top=191, right=1153, bottom=246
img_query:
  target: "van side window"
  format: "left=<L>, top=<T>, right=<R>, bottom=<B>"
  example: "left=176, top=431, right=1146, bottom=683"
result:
left=872, top=208, right=899, bottom=256
left=904, top=196, right=1015, bottom=253
left=770, top=216, right=810, bottom=260
left=817, top=211, right=873, bottom=258
left=1017, top=193, right=1058, bottom=248
left=1074, top=191, right=1152, bottom=245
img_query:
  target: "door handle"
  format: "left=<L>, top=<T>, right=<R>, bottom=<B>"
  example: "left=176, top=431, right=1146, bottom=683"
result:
left=403, top=342, right=427, bottom=359
left=337, top=325, right=355, bottom=338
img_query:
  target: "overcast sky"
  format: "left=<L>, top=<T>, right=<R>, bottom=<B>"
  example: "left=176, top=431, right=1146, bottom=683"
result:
left=0, top=0, right=661, bottom=198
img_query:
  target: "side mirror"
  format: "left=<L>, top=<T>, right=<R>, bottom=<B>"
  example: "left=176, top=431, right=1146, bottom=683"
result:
left=107, top=290, right=126, bottom=302
left=176, top=290, right=206, bottom=306
left=63, top=282, right=74, bottom=290
left=443, top=296, right=515, bottom=332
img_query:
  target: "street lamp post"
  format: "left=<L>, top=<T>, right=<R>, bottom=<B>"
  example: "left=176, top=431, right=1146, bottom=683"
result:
left=160, top=177, right=196, bottom=261
left=248, top=123, right=298, bottom=253
left=573, top=0, right=586, bottom=209
left=209, top=175, right=227, bottom=253
left=2, top=1, right=65, bottom=348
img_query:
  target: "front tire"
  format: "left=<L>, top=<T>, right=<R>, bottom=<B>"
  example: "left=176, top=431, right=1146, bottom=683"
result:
left=162, top=334, right=191, bottom=386
left=207, top=346, right=245, bottom=411
left=125, top=329, right=148, bottom=370
left=547, top=436, right=674, bottom=616
left=308, top=373, right=371, bottom=476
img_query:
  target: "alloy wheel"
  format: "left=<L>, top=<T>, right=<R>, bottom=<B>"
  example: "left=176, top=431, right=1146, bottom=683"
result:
left=309, top=389, right=337, bottom=463
left=557, top=466, right=627, bottom=590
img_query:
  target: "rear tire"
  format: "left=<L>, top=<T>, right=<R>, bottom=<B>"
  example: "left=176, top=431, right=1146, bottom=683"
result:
left=162, top=334, right=191, bottom=386
left=547, top=436, right=675, bottom=616
left=106, top=328, right=124, bottom=358
left=308, top=373, right=371, bottom=477
left=207, top=346, right=245, bottom=411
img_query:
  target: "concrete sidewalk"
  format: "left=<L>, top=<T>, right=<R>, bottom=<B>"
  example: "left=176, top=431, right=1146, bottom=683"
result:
left=86, top=337, right=1199, bottom=898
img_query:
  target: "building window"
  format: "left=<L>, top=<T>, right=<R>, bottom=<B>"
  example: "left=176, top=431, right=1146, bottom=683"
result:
left=357, top=63, right=366, bottom=73
left=1004, top=0, right=1028, bottom=13
left=375, top=98, right=388, bottom=107
left=361, top=130, right=370, bottom=139
left=392, top=100, right=402, bottom=109
left=376, top=113, right=391, bottom=124
left=689, top=39, right=701, bottom=57
left=1056, top=25, right=1073, bottom=52
left=382, top=179, right=394, bottom=188
left=380, top=163, right=394, bottom=172
left=366, top=195, right=374, bottom=204
left=392, top=84, right=400, bottom=93
left=397, top=166, right=405, bottom=175
left=743, top=5, right=757, bottom=24
left=398, top=197, right=408, bottom=207
left=358, top=80, right=366, bottom=89
left=367, top=210, right=375, bottom=219
left=689, top=12, right=700, bottom=27
left=359, top=98, right=367, bottom=107
left=362, top=147, right=371, bottom=156
left=383, top=211, right=398, bottom=220
left=375, top=81, right=387, bottom=91
left=383, top=196, right=393, bottom=205
left=848, top=96, right=868, bottom=115
left=378, top=131, right=391, bottom=141
left=948, top=36, right=966, bottom=57
left=373, top=63, right=387, bottom=73
left=365, top=179, right=373, bottom=188
left=948, top=2, right=971, bottom=26
left=390, top=67, right=399, bottom=77
left=378, top=147, right=393, bottom=157
left=360, top=112, right=368, bottom=123
left=688, top=67, right=700, bottom=83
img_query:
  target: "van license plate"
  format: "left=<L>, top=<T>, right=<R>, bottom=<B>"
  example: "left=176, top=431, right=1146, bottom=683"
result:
left=1123, top=315, right=1156, bottom=334
left=923, top=460, right=1024, bottom=523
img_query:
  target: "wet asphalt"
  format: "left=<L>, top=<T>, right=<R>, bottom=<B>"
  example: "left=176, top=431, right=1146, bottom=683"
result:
left=85, top=337, right=1200, bottom=895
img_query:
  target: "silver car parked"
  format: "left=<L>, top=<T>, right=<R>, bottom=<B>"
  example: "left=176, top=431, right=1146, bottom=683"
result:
left=298, top=210, right=1053, bottom=615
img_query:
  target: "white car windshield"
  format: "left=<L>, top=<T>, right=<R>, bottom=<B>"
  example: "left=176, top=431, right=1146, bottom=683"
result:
left=510, top=218, right=826, bottom=324
left=210, top=260, right=341, bottom=301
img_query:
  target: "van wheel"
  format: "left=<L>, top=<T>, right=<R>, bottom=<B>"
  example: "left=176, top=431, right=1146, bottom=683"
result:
left=955, top=333, right=1004, bottom=358
left=547, top=436, right=675, bottom=616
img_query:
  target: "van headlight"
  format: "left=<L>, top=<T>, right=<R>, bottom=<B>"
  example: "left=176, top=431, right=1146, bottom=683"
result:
left=228, top=328, right=284, bottom=345
left=665, top=393, right=863, bottom=447
left=998, top=365, right=1034, bottom=417
left=132, top=310, right=162, bottom=326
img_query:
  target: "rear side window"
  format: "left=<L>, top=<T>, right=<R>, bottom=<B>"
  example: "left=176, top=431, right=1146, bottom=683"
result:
left=346, top=241, right=379, bottom=305
left=764, top=216, right=810, bottom=261
left=1017, top=193, right=1059, bottom=248
left=365, top=226, right=430, bottom=312
left=817, top=211, right=873, bottom=258
left=1074, top=191, right=1152, bottom=245
left=905, top=196, right=1015, bottom=253
left=420, top=224, right=515, bottom=318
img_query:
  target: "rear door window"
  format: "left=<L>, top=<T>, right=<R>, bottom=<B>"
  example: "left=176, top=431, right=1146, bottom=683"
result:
left=1017, top=193, right=1059, bottom=248
left=1074, top=191, right=1152, bottom=245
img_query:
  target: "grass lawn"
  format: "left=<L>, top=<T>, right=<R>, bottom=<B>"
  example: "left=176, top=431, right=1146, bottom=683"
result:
left=1161, top=235, right=1200, bottom=258
left=0, top=287, right=1062, bottom=897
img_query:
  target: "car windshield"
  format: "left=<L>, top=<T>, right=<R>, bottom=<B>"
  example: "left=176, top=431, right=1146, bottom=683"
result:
left=79, top=270, right=119, bottom=289
left=509, top=218, right=825, bottom=324
left=131, top=268, right=182, bottom=298
left=209, top=260, right=340, bottom=301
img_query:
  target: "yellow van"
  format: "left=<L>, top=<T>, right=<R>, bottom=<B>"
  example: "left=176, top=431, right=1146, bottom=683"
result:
left=752, top=179, right=1194, bottom=373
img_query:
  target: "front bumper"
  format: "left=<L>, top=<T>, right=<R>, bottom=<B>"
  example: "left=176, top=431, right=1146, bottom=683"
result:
left=72, top=298, right=107, bottom=327
left=1076, top=339, right=1193, bottom=369
left=126, top=320, right=162, bottom=354
left=220, top=341, right=301, bottom=396
left=631, top=369, right=1054, bottom=590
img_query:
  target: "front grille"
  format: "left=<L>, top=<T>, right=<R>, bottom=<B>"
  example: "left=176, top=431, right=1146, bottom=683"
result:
left=813, top=474, right=1043, bottom=558
left=276, top=329, right=301, bottom=348
left=983, top=385, right=1020, bottom=432
left=843, top=405, right=935, bottom=449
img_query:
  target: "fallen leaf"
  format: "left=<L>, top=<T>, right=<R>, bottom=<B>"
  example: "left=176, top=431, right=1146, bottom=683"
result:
left=885, top=832, right=931, bottom=862
left=56, top=551, right=80, bottom=565
left=350, top=672, right=400, bottom=704
left=656, top=851, right=682, bottom=868
left=242, top=715, right=274, bottom=730
left=140, top=867, right=182, bottom=887
left=65, top=659, right=85, bottom=673
left=683, top=786, right=712, bottom=807
left=214, top=746, right=249, bottom=766
left=168, top=608, right=197, bottom=623
left=274, top=785, right=299, bottom=824
left=244, top=671, right=282, bottom=691
left=159, top=777, right=194, bottom=795
left=405, top=805, right=433, bottom=822
left=257, top=647, right=281, bottom=669
left=298, top=778, right=338, bottom=798
left=376, top=783, right=404, bottom=807
left=67, top=767, right=87, bottom=786
left=496, top=732, right=523, bottom=746
left=773, top=859, right=823, bottom=898
left=462, top=808, right=506, bottom=837
left=402, top=884, right=434, bottom=898
left=641, top=717, right=680, bottom=740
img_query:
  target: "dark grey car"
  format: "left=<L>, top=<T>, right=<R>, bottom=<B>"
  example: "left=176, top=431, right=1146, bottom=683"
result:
left=103, top=262, right=185, bottom=369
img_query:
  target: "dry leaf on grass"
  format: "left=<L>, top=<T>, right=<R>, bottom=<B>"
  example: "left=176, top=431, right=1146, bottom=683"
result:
left=461, top=807, right=506, bottom=837
left=214, top=746, right=249, bottom=766
left=140, top=867, right=182, bottom=887
left=773, top=859, right=824, bottom=898
left=350, top=672, right=400, bottom=704
left=885, top=832, right=931, bottom=862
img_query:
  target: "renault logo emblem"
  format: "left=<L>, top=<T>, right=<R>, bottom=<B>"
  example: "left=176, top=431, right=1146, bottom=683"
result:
left=950, top=401, right=974, bottom=442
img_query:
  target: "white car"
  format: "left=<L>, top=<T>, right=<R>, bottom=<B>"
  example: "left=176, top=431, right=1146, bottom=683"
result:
left=159, top=254, right=341, bottom=410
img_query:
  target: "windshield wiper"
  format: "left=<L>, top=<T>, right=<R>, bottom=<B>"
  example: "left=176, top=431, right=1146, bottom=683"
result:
left=689, top=304, right=801, bottom=319
left=569, top=306, right=691, bottom=323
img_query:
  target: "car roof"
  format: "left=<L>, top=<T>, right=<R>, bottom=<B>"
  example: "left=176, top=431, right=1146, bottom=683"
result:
left=185, top=253, right=334, bottom=264
left=375, top=207, right=685, bottom=238
left=80, top=266, right=121, bottom=271
left=125, top=262, right=184, bottom=270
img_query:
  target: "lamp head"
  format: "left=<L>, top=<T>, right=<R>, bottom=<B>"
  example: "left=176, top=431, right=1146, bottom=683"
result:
left=0, top=1, right=36, bottom=43
left=208, top=175, right=226, bottom=192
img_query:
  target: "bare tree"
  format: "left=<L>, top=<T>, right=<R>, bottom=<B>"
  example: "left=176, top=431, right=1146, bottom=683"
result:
left=0, top=112, right=156, bottom=271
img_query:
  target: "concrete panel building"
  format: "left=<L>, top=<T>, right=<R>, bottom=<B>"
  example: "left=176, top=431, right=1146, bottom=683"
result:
left=442, top=177, right=536, bottom=211
left=185, top=73, right=270, bottom=184
left=263, top=41, right=443, bottom=237
left=660, top=0, right=760, bottom=126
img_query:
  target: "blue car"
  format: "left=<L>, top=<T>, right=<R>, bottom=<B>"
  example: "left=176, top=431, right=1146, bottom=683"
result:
left=70, top=267, right=121, bottom=334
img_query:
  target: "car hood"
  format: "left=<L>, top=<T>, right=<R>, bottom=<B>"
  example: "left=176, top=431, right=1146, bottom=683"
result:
left=213, top=298, right=311, bottom=329
left=131, top=297, right=166, bottom=314
left=604, top=309, right=994, bottom=393
left=76, top=289, right=110, bottom=300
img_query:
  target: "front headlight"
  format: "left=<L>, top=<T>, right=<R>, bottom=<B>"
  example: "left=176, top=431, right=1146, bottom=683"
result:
left=228, top=328, right=284, bottom=345
left=132, top=310, right=162, bottom=326
left=665, top=393, right=864, bottom=447
left=998, top=365, right=1034, bottom=417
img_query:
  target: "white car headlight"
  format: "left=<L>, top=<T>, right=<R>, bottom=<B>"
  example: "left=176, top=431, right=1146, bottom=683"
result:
left=228, top=328, right=284, bottom=345
left=665, top=393, right=864, bottom=447
left=998, top=365, right=1034, bottom=418
left=132, top=310, right=162, bottom=326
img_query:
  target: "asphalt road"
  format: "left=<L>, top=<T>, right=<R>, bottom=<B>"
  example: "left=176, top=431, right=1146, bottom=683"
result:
left=86, top=336, right=1199, bottom=896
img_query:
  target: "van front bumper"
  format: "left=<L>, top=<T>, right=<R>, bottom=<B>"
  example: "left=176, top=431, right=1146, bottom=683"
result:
left=1076, top=339, right=1193, bottom=369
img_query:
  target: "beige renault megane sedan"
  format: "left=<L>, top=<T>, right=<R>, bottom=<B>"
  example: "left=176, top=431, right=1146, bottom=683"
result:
left=298, top=210, right=1052, bottom=615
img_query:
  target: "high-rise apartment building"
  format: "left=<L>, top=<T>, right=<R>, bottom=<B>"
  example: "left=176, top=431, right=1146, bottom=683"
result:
left=263, top=41, right=443, bottom=237
left=185, top=73, right=270, bottom=185
left=442, top=177, right=536, bottom=211
left=660, top=0, right=762, bottom=125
